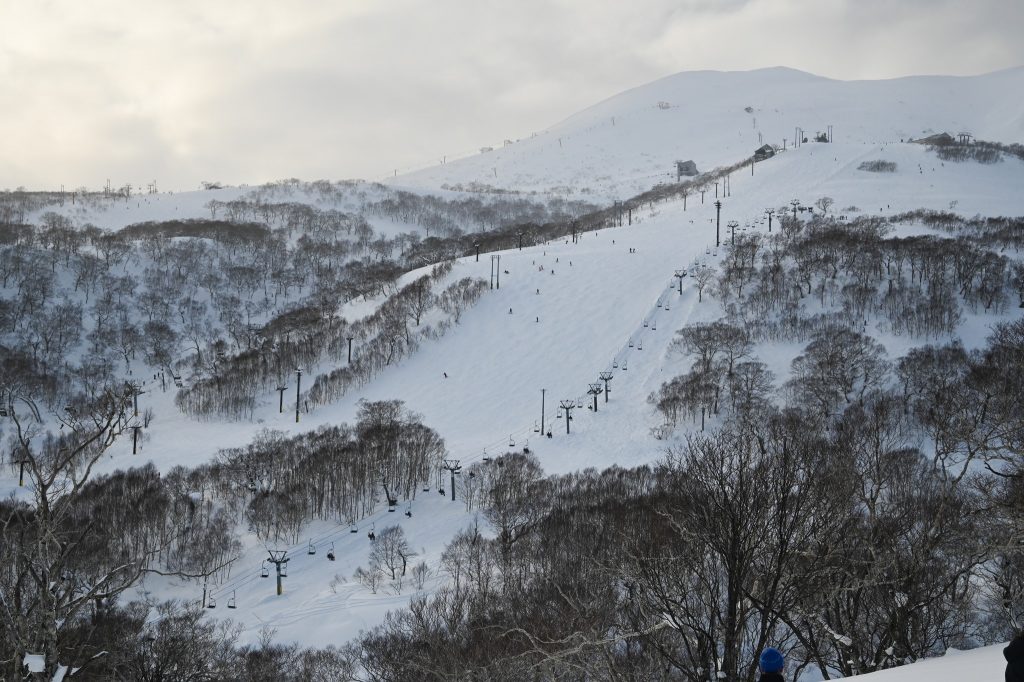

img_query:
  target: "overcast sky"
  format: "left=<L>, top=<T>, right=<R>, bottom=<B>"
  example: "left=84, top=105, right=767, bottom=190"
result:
left=2, top=0, right=1021, bottom=191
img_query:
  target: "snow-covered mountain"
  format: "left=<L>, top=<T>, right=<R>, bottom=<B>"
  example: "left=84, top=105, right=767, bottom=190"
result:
left=4, top=66, right=1024, bottom=679
left=391, top=66, right=1024, bottom=198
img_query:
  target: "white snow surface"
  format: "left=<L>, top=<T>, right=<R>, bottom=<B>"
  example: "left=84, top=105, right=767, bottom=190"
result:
left=4, top=67, right=1024, bottom=679
left=839, top=644, right=1004, bottom=681
left=390, top=66, right=1024, bottom=199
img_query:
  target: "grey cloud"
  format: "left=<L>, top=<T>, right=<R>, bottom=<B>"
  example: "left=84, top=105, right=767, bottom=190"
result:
left=0, top=0, right=1021, bottom=190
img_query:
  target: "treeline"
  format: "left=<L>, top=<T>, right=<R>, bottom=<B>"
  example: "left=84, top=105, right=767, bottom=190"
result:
left=119, top=218, right=272, bottom=242
left=306, top=273, right=487, bottom=408
left=927, top=135, right=1024, bottom=164
left=652, top=206, right=1024, bottom=433
left=364, top=188, right=596, bottom=236
left=194, top=400, right=445, bottom=542
left=354, top=318, right=1024, bottom=681
left=173, top=260, right=486, bottom=419
left=0, top=203, right=488, bottom=422
left=0, top=391, right=442, bottom=679
left=696, top=210, right=1024, bottom=350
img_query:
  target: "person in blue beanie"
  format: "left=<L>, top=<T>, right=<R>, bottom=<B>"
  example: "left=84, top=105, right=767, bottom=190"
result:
left=758, top=647, right=785, bottom=682
left=1007, top=632, right=1024, bottom=682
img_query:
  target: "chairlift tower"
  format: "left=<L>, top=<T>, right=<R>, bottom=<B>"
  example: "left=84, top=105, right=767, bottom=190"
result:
left=727, top=220, right=739, bottom=247
left=674, top=269, right=686, bottom=294
left=130, top=424, right=142, bottom=455
left=540, top=388, right=546, bottom=436
left=267, top=550, right=289, bottom=596
left=765, top=208, right=775, bottom=233
left=16, top=451, right=29, bottom=487
left=587, top=383, right=603, bottom=412
left=490, top=255, right=501, bottom=290
left=714, top=200, right=722, bottom=248
left=294, top=368, right=302, bottom=423
left=442, top=459, right=462, bottom=502
left=790, top=199, right=800, bottom=220
left=127, top=380, right=145, bottom=417
left=559, top=400, right=576, bottom=434
left=598, top=371, right=613, bottom=403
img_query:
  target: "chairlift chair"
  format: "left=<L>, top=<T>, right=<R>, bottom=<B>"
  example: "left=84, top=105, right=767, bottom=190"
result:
left=308, top=539, right=316, bottom=555
left=207, top=597, right=216, bottom=609
left=533, top=421, right=539, bottom=433
left=261, top=562, right=269, bottom=578
left=350, top=525, right=358, bottom=534
left=280, top=563, right=288, bottom=578
left=628, top=341, right=634, bottom=348
left=228, top=591, right=236, bottom=609
left=638, top=341, right=643, bottom=350
left=327, top=543, right=336, bottom=561
left=508, top=434, right=515, bottom=447
left=405, top=504, right=412, bottom=518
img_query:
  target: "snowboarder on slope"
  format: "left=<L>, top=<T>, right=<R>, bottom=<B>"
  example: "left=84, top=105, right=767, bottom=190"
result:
left=758, top=648, right=785, bottom=682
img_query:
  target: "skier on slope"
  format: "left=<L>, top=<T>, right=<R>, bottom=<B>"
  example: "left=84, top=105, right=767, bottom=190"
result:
left=757, top=648, right=785, bottom=682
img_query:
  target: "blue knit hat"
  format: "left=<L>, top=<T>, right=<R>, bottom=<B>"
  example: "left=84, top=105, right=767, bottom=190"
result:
left=759, top=647, right=784, bottom=673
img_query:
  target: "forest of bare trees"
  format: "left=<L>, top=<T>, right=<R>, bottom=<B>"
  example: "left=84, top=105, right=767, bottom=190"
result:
left=3, top=169, right=1024, bottom=679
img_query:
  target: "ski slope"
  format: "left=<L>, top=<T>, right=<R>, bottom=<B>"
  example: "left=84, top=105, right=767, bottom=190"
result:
left=114, top=139, right=1024, bottom=660
left=5, top=67, right=1024, bottom=678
